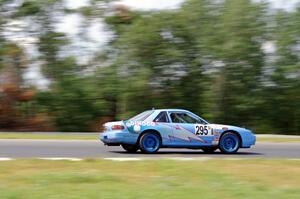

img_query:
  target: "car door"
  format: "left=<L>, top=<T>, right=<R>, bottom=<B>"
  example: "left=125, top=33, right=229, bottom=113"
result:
left=152, top=111, right=174, bottom=146
left=168, top=111, right=213, bottom=146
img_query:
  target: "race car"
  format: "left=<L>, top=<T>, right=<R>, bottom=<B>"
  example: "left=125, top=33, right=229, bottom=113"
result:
left=100, top=109, right=256, bottom=154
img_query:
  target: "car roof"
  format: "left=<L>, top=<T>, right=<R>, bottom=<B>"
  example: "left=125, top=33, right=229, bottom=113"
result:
left=142, top=109, right=209, bottom=124
left=151, top=108, right=190, bottom=112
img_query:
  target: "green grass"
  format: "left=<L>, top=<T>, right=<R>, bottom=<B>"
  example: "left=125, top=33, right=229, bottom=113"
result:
left=256, top=137, right=300, bottom=143
left=0, top=159, right=299, bottom=199
left=0, top=133, right=96, bottom=140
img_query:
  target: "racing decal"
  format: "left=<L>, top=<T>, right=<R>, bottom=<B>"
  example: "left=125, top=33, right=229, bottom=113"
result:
left=163, top=135, right=205, bottom=143
left=160, top=123, right=207, bottom=143
left=172, top=125, right=207, bottom=143
left=133, top=125, right=141, bottom=132
left=125, top=121, right=155, bottom=127
left=194, top=125, right=213, bottom=136
left=212, top=137, right=219, bottom=145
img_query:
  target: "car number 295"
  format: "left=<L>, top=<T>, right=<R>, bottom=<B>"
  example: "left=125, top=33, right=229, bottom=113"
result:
left=194, top=125, right=212, bottom=136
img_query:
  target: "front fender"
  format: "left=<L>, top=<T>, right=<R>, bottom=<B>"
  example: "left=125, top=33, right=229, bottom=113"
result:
left=211, top=124, right=256, bottom=148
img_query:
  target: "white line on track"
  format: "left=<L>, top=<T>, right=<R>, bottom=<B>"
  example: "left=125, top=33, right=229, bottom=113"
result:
left=104, top=157, right=213, bottom=161
left=104, top=157, right=143, bottom=161
left=38, top=157, right=83, bottom=161
left=167, top=157, right=212, bottom=161
left=0, top=157, right=14, bottom=161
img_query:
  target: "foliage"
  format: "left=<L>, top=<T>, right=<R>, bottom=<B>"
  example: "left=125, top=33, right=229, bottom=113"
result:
left=0, top=0, right=299, bottom=133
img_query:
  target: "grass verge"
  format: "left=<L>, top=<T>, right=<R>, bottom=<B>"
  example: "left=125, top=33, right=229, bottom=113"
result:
left=256, top=137, right=300, bottom=143
left=0, top=159, right=299, bottom=199
left=0, top=133, right=96, bottom=140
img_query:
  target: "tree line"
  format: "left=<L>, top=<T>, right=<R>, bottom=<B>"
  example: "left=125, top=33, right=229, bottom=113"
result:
left=0, top=0, right=299, bottom=133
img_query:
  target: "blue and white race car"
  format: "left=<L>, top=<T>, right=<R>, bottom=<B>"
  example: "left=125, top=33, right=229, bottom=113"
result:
left=100, top=109, right=256, bottom=154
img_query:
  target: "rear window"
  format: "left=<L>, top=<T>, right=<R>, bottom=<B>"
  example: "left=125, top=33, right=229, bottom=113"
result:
left=129, top=110, right=154, bottom=121
left=153, top=111, right=169, bottom=123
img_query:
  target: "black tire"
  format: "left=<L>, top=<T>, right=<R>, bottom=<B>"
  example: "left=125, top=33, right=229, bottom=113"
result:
left=121, top=144, right=139, bottom=153
left=139, top=132, right=161, bottom=153
left=202, top=147, right=218, bottom=153
left=219, top=132, right=241, bottom=154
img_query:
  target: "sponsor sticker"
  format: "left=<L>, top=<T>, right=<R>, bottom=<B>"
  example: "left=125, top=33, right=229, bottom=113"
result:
left=126, top=121, right=155, bottom=127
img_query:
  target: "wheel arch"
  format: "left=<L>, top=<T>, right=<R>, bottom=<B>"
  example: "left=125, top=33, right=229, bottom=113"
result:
left=137, top=129, right=162, bottom=145
left=220, top=130, right=243, bottom=147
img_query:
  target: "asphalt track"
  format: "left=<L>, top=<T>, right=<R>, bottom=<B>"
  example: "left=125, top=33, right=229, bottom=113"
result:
left=0, top=139, right=300, bottom=159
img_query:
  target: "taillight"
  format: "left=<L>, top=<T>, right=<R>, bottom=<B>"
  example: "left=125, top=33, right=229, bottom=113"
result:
left=111, top=125, right=124, bottom=130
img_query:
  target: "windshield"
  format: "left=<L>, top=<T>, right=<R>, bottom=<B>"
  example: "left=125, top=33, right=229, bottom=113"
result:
left=170, top=112, right=208, bottom=124
left=129, top=110, right=154, bottom=121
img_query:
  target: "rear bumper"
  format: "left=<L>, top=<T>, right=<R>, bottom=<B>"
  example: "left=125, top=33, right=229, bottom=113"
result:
left=100, top=131, right=139, bottom=145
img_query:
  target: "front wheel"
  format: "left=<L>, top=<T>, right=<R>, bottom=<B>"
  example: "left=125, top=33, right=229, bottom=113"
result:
left=219, top=132, right=240, bottom=154
left=139, top=132, right=161, bottom=153
left=121, top=144, right=139, bottom=153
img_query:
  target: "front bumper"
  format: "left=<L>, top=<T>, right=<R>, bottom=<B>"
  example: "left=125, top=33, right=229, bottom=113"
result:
left=241, top=131, right=256, bottom=148
left=100, top=131, right=139, bottom=145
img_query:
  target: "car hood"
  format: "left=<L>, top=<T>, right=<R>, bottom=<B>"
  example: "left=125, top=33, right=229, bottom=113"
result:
left=210, top=124, right=250, bottom=132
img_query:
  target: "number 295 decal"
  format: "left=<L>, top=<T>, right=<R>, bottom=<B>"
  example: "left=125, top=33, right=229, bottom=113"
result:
left=195, top=125, right=213, bottom=136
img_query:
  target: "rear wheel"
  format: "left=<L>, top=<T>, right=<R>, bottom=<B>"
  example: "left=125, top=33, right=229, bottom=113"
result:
left=219, top=132, right=240, bottom=154
left=139, top=132, right=161, bottom=153
left=121, top=144, right=139, bottom=153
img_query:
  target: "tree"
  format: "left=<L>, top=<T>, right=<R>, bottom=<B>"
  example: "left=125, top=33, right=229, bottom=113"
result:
left=105, top=0, right=268, bottom=129
left=265, top=7, right=300, bottom=133
left=208, top=0, right=267, bottom=128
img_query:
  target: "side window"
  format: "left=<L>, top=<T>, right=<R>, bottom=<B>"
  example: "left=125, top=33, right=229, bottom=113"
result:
left=170, top=113, right=186, bottom=123
left=170, top=112, right=202, bottom=124
left=153, top=111, right=169, bottom=123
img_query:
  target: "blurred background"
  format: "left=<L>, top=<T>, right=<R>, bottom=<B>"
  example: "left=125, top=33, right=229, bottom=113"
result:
left=0, top=0, right=299, bottom=133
